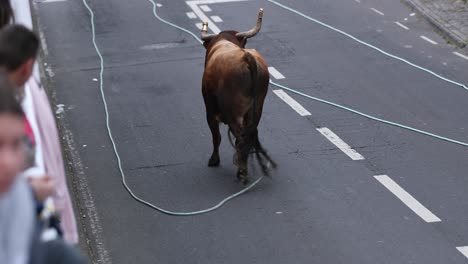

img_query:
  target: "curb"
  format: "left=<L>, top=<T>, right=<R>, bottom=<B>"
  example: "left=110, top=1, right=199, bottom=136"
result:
left=401, top=0, right=467, bottom=50
left=23, top=0, right=110, bottom=263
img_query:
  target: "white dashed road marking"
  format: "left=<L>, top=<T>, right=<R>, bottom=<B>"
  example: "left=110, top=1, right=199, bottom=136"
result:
left=268, top=66, right=285, bottom=80
left=370, top=8, right=384, bottom=16
left=41, top=0, right=67, bottom=2
left=374, top=175, right=441, bottom=223
left=273, top=90, right=311, bottom=117
left=200, top=5, right=212, bottom=12
left=317, top=128, right=365, bottom=160
left=186, top=0, right=249, bottom=34
left=211, top=16, right=223, bottom=22
left=456, top=247, right=468, bottom=259
left=453, top=52, right=468, bottom=61
left=420, top=35, right=438, bottom=45
left=395, top=21, right=409, bottom=30
left=186, top=12, right=197, bottom=19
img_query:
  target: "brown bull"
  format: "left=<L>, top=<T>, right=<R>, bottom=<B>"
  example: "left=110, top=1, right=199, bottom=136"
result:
left=200, top=9, right=276, bottom=184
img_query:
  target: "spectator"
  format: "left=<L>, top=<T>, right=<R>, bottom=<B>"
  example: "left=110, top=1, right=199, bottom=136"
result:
left=0, top=76, right=35, bottom=264
left=0, top=0, right=14, bottom=28
left=0, top=24, right=79, bottom=243
left=0, top=78, right=87, bottom=264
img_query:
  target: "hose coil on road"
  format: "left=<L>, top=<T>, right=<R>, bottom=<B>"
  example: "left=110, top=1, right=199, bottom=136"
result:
left=79, top=0, right=468, bottom=216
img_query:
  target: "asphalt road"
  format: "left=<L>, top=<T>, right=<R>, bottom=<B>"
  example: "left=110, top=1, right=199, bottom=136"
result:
left=32, top=0, right=468, bottom=263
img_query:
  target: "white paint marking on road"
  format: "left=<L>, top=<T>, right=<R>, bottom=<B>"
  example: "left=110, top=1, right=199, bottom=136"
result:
left=355, top=0, right=361, bottom=3
left=370, top=8, right=384, bottom=16
left=140, top=43, right=180, bottom=50
left=374, top=175, right=441, bottom=223
left=195, top=22, right=203, bottom=30
left=200, top=5, right=212, bottom=12
left=41, top=0, right=67, bottom=3
left=420, top=35, right=438, bottom=45
left=186, top=12, right=197, bottom=19
left=453, top=52, right=468, bottom=61
left=186, top=0, right=249, bottom=34
left=268, top=66, right=285, bottom=80
left=404, top=44, right=413, bottom=49
left=156, top=3, right=162, bottom=7
left=395, top=21, right=409, bottom=30
left=188, top=0, right=249, bottom=3
left=317, top=128, right=365, bottom=160
left=273, top=90, right=311, bottom=117
left=211, top=15, right=223, bottom=22
left=410, top=12, right=416, bottom=16
left=404, top=17, right=408, bottom=21
left=456, top=246, right=468, bottom=259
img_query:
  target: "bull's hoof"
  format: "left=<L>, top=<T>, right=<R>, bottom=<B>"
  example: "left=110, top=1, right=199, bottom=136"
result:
left=208, top=154, right=220, bottom=167
left=237, top=170, right=249, bottom=185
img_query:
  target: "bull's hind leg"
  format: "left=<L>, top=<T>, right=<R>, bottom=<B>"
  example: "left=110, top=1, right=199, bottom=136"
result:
left=230, top=122, right=249, bottom=185
left=207, top=115, right=221, bottom=167
left=203, top=92, right=222, bottom=167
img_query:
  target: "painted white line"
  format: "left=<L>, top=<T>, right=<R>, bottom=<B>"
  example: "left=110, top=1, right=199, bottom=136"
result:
left=187, top=0, right=249, bottom=3
left=317, top=128, right=364, bottom=160
left=41, top=0, right=67, bottom=2
left=268, top=66, right=285, bottom=80
left=140, top=43, right=180, bottom=50
left=374, top=175, right=441, bottom=223
left=456, top=246, right=468, bottom=259
left=195, top=22, right=203, bottom=30
left=186, top=0, right=249, bottom=34
left=273, top=90, right=311, bottom=117
left=410, top=12, right=416, bottom=16
left=156, top=3, right=162, bottom=7
left=395, top=21, right=409, bottom=30
left=420, top=35, right=438, bottom=45
left=211, top=15, right=223, bottom=22
left=186, top=2, right=220, bottom=33
left=453, top=52, right=468, bottom=61
left=186, top=12, right=197, bottom=19
left=200, top=5, right=212, bottom=12
left=370, top=8, right=384, bottom=16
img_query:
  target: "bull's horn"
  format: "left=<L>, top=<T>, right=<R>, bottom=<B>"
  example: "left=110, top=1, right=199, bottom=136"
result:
left=200, top=22, right=217, bottom=41
left=236, top=8, right=264, bottom=39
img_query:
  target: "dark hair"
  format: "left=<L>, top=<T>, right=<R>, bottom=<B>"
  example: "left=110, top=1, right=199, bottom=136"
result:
left=0, top=0, right=15, bottom=28
left=0, top=74, right=23, bottom=117
left=0, top=24, right=39, bottom=71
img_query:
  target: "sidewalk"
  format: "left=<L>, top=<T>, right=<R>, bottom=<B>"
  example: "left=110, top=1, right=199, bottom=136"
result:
left=402, top=0, right=468, bottom=51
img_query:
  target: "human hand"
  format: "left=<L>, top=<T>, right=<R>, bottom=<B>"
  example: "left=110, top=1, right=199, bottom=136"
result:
left=28, top=175, right=55, bottom=202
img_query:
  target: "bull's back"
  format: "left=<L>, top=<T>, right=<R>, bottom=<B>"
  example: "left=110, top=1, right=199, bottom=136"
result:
left=203, top=43, right=268, bottom=94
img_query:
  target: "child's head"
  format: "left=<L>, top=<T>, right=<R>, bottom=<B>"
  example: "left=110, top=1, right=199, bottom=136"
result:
left=0, top=77, right=25, bottom=194
left=0, top=24, right=39, bottom=88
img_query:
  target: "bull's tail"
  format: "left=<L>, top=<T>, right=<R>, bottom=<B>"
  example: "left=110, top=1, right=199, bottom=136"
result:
left=243, top=52, right=258, bottom=98
left=240, top=52, right=277, bottom=176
